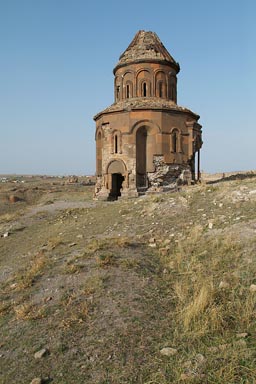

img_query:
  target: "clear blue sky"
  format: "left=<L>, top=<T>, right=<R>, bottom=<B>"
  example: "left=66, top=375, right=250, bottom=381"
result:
left=0, top=0, right=255, bottom=175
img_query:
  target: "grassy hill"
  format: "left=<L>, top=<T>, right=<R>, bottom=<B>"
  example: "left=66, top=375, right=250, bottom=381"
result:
left=0, top=175, right=255, bottom=383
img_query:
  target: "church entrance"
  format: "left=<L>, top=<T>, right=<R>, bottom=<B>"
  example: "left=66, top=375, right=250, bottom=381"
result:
left=106, top=160, right=126, bottom=200
left=110, top=173, right=124, bottom=199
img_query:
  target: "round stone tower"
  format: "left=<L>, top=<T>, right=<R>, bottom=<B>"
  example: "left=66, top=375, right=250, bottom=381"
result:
left=94, top=30, right=203, bottom=200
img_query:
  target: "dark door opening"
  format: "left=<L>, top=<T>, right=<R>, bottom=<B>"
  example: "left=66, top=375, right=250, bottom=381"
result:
left=110, top=173, right=124, bottom=200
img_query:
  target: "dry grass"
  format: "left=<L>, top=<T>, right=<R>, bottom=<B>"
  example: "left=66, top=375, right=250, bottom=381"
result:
left=14, top=302, right=46, bottom=320
left=60, top=302, right=89, bottom=328
left=46, top=236, right=63, bottom=250
left=83, top=275, right=104, bottom=295
left=0, top=300, right=11, bottom=317
left=159, top=220, right=256, bottom=382
left=0, top=211, right=21, bottom=223
left=85, top=236, right=132, bottom=253
left=13, top=250, right=48, bottom=290
left=96, top=252, right=116, bottom=267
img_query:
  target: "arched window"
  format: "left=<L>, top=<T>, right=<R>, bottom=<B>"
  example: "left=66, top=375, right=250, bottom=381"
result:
left=171, top=129, right=181, bottom=153
left=114, top=134, right=118, bottom=153
left=171, top=84, right=175, bottom=101
left=116, top=86, right=120, bottom=101
left=143, top=82, right=147, bottom=97
left=172, top=131, right=177, bottom=153
left=126, top=84, right=130, bottom=98
left=159, top=82, right=163, bottom=98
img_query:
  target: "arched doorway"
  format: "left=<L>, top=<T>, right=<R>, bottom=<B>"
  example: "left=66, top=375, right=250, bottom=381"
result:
left=110, top=173, right=124, bottom=199
left=136, top=126, right=147, bottom=188
left=107, top=160, right=126, bottom=200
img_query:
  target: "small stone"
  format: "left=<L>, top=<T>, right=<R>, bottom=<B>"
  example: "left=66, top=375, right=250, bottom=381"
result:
left=44, top=296, right=53, bottom=302
left=249, top=284, right=256, bottom=293
left=9, top=195, right=21, bottom=203
left=68, top=242, right=77, bottom=247
left=180, top=373, right=192, bottom=380
left=208, top=222, right=213, bottom=229
left=148, top=243, right=156, bottom=247
left=34, top=348, right=48, bottom=359
left=195, top=353, right=206, bottom=365
left=30, top=378, right=42, bottom=384
left=219, top=281, right=230, bottom=289
left=160, top=347, right=178, bottom=356
left=236, top=332, right=248, bottom=338
left=76, top=234, right=83, bottom=239
left=3, top=232, right=9, bottom=238
left=149, top=237, right=155, bottom=243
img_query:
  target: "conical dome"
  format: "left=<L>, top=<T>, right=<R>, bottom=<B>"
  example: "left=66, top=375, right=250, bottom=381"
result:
left=114, top=30, right=180, bottom=73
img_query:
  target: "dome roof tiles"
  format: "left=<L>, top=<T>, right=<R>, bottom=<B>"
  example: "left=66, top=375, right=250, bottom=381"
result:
left=115, top=30, right=179, bottom=71
left=94, top=97, right=198, bottom=120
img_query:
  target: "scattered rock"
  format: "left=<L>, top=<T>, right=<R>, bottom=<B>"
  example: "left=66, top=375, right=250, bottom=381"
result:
left=30, top=378, right=43, bottom=384
left=236, top=332, right=248, bottom=338
left=159, top=248, right=168, bottom=256
left=67, top=175, right=78, bottom=184
left=9, top=195, right=21, bottom=203
left=208, top=221, right=213, bottom=229
left=219, top=281, right=230, bottom=289
left=148, top=237, right=156, bottom=247
left=44, top=296, right=53, bottom=303
left=180, top=373, right=192, bottom=380
left=34, top=348, right=48, bottom=359
left=249, top=284, right=256, bottom=293
left=3, top=232, right=9, bottom=238
left=160, top=347, right=178, bottom=356
left=195, top=353, right=206, bottom=365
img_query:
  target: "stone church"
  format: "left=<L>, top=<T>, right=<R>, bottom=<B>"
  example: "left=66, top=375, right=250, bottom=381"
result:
left=94, top=30, right=202, bottom=199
